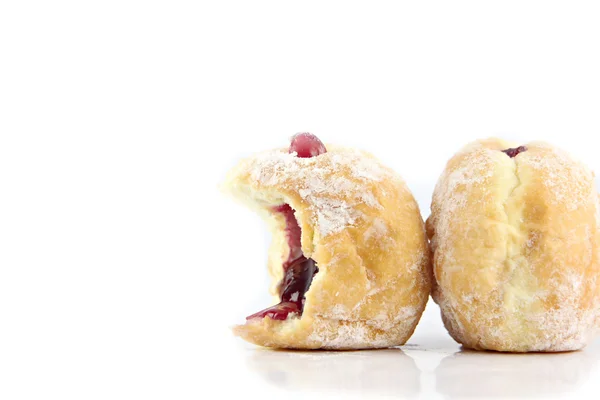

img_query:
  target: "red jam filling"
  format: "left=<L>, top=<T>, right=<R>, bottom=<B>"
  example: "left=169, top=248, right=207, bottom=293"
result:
left=502, top=146, right=527, bottom=158
left=246, top=133, right=327, bottom=321
left=288, top=132, right=327, bottom=158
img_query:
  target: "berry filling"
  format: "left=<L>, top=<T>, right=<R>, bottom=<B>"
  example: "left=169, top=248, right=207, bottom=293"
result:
left=502, top=146, right=527, bottom=158
left=289, top=132, right=327, bottom=158
left=246, top=133, right=327, bottom=321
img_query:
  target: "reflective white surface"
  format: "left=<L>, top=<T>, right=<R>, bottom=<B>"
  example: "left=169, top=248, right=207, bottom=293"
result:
left=433, top=347, right=597, bottom=399
left=239, top=345, right=600, bottom=399
left=222, top=304, right=600, bottom=400
left=245, top=348, right=421, bottom=397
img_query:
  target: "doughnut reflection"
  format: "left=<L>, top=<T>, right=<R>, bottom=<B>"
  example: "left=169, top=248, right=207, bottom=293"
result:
left=435, top=344, right=599, bottom=398
left=245, top=348, right=421, bottom=397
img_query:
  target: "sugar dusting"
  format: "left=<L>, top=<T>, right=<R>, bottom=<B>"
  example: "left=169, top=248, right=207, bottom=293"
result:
left=305, top=254, right=427, bottom=349
left=238, top=146, right=391, bottom=238
left=363, top=218, right=389, bottom=242
left=521, top=142, right=595, bottom=210
left=305, top=311, right=420, bottom=350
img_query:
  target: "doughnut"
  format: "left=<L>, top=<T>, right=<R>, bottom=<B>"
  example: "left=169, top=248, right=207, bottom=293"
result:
left=427, top=138, right=600, bottom=352
left=222, top=133, right=431, bottom=349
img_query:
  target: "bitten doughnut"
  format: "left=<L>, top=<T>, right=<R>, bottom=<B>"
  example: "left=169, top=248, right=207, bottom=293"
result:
left=427, top=138, right=600, bottom=352
left=223, top=133, right=431, bottom=349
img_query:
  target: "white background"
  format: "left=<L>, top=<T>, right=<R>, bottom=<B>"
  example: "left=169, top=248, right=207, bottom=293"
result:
left=2, top=1, right=600, bottom=399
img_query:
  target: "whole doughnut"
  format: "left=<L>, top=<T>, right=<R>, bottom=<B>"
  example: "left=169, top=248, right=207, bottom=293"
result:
left=427, top=138, right=600, bottom=352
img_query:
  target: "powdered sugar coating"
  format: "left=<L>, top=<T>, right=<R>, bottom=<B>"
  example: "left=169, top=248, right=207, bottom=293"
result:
left=234, top=146, right=389, bottom=238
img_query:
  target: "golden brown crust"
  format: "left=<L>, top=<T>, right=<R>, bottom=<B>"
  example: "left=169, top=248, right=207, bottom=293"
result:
left=224, top=145, right=431, bottom=349
left=427, top=138, right=600, bottom=352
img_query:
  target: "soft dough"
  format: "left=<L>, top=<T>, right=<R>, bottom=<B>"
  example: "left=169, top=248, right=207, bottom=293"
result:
left=427, top=138, right=600, bottom=352
left=223, top=139, right=431, bottom=349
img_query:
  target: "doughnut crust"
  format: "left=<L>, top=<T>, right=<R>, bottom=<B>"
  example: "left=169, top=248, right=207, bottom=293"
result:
left=223, top=145, right=431, bottom=349
left=427, top=139, right=600, bottom=352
